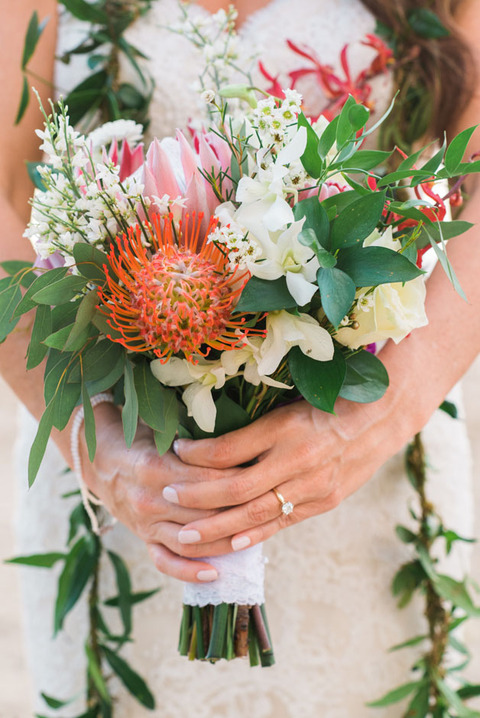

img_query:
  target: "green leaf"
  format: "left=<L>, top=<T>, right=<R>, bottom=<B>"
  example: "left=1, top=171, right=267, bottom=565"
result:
left=82, top=382, right=96, bottom=462
left=22, top=11, right=50, bottom=70
left=408, top=8, right=450, bottom=39
left=432, top=574, right=480, bottom=616
left=294, top=197, right=331, bottom=250
left=100, top=644, right=155, bottom=709
left=348, top=102, right=370, bottom=132
left=68, top=503, right=89, bottom=545
left=339, top=350, right=389, bottom=403
left=426, top=227, right=467, bottom=301
left=236, top=276, right=296, bottom=312
left=15, top=75, right=31, bottom=126
left=396, top=525, right=417, bottom=543
left=436, top=677, right=480, bottom=718
left=296, top=113, right=323, bottom=179
left=392, top=560, right=426, bottom=606
left=41, top=693, right=74, bottom=709
left=104, top=588, right=160, bottom=608
left=215, top=392, right=251, bottom=435
left=73, top=243, right=110, bottom=283
left=299, top=230, right=336, bottom=268
left=404, top=684, right=430, bottom=718
left=27, top=305, right=52, bottom=369
left=58, top=0, right=108, bottom=24
left=336, top=96, right=357, bottom=148
left=318, top=116, right=339, bottom=160
left=317, top=267, right=356, bottom=328
left=107, top=551, right=132, bottom=637
left=44, top=323, right=78, bottom=350
left=376, top=169, right=433, bottom=188
left=122, top=359, right=139, bottom=448
left=458, top=685, right=480, bottom=700
left=54, top=535, right=99, bottom=634
left=64, top=290, right=99, bottom=351
left=5, top=552, right=65, bottom=568
left=337, top=149, right=392, bottom=172
left=28, top=398, right=55, bottom=487
left=415, top=220, right=472, bottom=249
left=367, top=681, right=423, bottom=707
left=43, top=351, right=81, bottom=430
left=26, top=161, right=48, bottom=191
left=288, top=346, right=346, bottom=414
left=0, top=279, right=22, bottom=342
left=32, top=275, right=88, bottom=305
left=389, top=634, right=428, bottom=652
left=64, top=71, right=108, bottom=126
left=0, top=260, right=35, bottom=287
left=70, top=339, right=124, bottom=383
left=84, top=643, right=111, bottom=705
left=439, top=399, right=458, bottom=419
left=418, top=136, right=447, bottom=176
left=330, top=191, right=386, bottom=250
left=134, top=361, right=170, bottom=432
left=337, top=245, right=423, bottom=285
left=117, top=83, right=146, bottom=110
left=153, top=390, right=179, bottom=455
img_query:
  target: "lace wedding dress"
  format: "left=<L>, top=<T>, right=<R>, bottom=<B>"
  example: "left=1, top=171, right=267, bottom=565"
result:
left=14, top=1, right=475, bottom=716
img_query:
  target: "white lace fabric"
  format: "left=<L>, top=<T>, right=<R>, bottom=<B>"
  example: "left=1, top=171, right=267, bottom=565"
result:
left=14, top=2, right=475, bottom=717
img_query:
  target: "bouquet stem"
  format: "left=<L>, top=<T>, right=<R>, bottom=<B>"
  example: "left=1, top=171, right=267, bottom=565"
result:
left=179, top=603, right=275, bottom=667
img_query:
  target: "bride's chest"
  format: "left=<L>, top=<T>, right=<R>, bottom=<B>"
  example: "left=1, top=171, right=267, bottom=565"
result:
left=56, top=0, right=390, bottom=139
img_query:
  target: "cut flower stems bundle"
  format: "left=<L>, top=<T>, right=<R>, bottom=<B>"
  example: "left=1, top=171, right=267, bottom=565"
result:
left=4, top=7, right=480, bottom=678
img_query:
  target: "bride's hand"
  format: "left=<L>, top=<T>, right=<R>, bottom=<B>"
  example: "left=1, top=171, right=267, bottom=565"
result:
left=159, top=397, right=407, bottom=556
left=78, top=402, right=237, bottom=582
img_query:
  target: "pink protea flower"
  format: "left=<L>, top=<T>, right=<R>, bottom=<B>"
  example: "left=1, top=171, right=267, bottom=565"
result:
left=98, top=212, right=256, bottom=362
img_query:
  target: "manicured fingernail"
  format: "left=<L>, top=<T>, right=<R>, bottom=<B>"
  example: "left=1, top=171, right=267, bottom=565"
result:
left=172, top=440, right=180, bottom=456
left=232, top=536, right=251, bottom=552
left=197, top=569, right=218, bottom=582
left=163, top=486, right=179, bottom=504
left=178, top=529, right=201, bottom=544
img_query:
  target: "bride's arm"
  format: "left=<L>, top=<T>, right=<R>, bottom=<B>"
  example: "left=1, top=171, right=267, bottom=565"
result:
left=158, top=0, right=480, bottom=558
left=0, top=0, right=222, bottom=584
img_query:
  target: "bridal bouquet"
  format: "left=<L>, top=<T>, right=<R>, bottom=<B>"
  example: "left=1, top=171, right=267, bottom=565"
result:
left=2, top=78, right=478, bottom=665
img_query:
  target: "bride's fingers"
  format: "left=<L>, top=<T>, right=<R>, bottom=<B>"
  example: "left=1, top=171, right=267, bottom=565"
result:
left=173, top=412, right=278, bottom=469
left=149, top=522, right=236, bottom=558
left=146, top=543, right=219, bottom=583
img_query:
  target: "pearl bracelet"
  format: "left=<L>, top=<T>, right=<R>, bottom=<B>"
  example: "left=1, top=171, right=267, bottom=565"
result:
left=70, top=392, right=118, bottom=536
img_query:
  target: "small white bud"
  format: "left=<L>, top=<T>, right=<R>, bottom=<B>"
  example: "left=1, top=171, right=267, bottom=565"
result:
left=201, top=89, right=217, bottom=104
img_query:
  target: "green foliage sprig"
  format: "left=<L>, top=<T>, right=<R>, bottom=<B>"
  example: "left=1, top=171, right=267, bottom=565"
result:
left=369, top=432, right=480, bottom=717
left=17, top=0, right=154, bottom=129
left=7, top=495, right=159, bottom=717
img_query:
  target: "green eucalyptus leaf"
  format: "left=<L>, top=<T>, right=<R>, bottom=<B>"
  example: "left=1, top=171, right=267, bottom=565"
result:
left=85, top=643, right=110, bottom=704
left=339, top=350, right=389, bottom=403
left=317, top=267, right=356, bottom=328
left=330, top=191, right=386, bottom=250
left=64, top=290, right=99, bottom=351
left=134, top=361, right=170, bottom=432
left=337, top=245, right=423, bottom=285
left=100, top=644, right=155, bottom=709
left=122, top=359, right=139, bottom=448
left=297, top=112, right=323, bottom=179
left=74, top=243, right=110, bottom=283
left=82, top=382, right=96, bottom=462
left=408, top=8, right=450, bottom=39
left=32, top=275, right=88, bottom=305
left=5, top=552, right=65, bottom=568
left=0, top=279, right=22, bottom=343
left=69, top=339, right=124, bottom=383
left=15, top=76, right=31, bottom=126
left=367, top=681, right=423, bottom=707
left=294, top=197, right=331, bottom=249
left=288, top=346, right=345, bottom=414
left=28, top=398, right=55, bottom=487
left=0, top=260, right=35, bottom=287
left=27, top=305, right=52, bottom=369
left=153, top=390, right=179, bottom=455
left=104, top=588, right=160, bottom=608
left=54, top=535, right=99, bottom=634
left=236, top=276, right=296, bottom=312
left=107, top=551, right=132, bottom=637
left=44, top=351, right=81, bottom=430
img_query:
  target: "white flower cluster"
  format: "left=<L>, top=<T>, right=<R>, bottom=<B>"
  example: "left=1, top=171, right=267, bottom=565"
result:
left=208, top=223, right=261, bottom=268
left=25, top=112, right=146, bottom=263
left=252, top=89, right=303, bottom=148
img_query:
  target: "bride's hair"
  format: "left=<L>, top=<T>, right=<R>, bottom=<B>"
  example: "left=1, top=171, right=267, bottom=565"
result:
left=360, top=0, right=474, bottom=146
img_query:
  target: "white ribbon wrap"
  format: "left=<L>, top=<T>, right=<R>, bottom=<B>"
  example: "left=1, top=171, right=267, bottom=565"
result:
left=183, top=544, right=266, bottom=607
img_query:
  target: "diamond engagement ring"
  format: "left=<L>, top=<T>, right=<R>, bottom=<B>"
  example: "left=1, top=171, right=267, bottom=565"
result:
left=272, top=487, right=294, bottom=516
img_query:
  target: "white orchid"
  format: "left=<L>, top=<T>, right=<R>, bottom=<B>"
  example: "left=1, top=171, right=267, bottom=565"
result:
left=235, top=126, right=307, bottom=232
left=257, top=311, right=334, bottom=376
left=151, top=358, right=226, bottom=433
left=220, top=336, right=292, bottom=388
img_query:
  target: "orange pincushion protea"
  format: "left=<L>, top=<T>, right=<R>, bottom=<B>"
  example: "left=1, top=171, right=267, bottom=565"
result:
left=98, top=212, right=252, bottom=362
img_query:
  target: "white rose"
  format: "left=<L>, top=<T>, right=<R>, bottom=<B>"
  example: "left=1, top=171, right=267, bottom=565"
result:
left=335, top=276, right=428, bottom=349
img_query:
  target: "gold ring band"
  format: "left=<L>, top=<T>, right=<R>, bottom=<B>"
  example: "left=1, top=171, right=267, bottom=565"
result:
left=272, top=487, right=294, bottom=516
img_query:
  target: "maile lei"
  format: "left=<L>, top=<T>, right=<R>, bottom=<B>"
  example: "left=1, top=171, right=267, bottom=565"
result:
left=7, top=2, right=480, bottom=716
